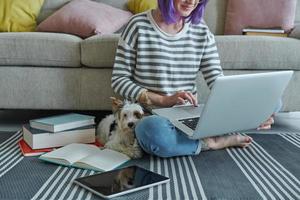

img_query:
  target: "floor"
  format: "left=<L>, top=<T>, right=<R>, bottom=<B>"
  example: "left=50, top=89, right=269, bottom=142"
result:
left=0, top=109, right=112, bottom=132
left=1, top=110, right=299, bottom=199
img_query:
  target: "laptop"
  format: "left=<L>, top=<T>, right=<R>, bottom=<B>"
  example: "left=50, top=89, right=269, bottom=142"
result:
left=152, top=71, right=293, bottom=139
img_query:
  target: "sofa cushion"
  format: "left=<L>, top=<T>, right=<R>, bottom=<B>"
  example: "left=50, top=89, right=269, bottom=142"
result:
left=216, top=36, right=300, bottom=71
left=0, top=0, right=44, bottom=32
left=0, top=32, right=81, bottom=67
left=81, top=34, right=120, bottom=68
left=204, top=0, right=228, bottom=35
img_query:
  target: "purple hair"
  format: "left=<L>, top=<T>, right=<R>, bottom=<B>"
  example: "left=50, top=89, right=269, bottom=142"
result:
left=158, top=0, right=209, bottom=24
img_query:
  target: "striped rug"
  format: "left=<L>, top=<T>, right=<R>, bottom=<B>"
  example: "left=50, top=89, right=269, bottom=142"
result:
left=0, top=129, right=299, bottom=200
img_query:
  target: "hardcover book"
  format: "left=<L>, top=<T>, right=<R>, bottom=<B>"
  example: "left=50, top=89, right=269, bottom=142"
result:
left=244, top=32, right=288, bottom=37
left=23, top=124, right=96, bottom=149
left=242, top=27, right=285, bottom=33
left=39, top=143, right=130, bottom=172
left=242, top=27, right=288, bottom=37
left=19, top=139, right=54, bottom=157
left=29, top=113, right=95, bottom=132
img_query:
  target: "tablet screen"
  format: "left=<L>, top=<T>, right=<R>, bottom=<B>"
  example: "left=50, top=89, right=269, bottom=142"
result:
left=73, top=166, right=169, bottom=198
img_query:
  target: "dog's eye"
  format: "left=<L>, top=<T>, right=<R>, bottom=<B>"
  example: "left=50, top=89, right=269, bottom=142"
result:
left=123, top=113, right=127, bottom=118
left=134, top=111, right=142, bottom=119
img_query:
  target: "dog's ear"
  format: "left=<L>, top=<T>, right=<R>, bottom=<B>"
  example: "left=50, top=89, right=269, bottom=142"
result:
left=110, top=97, right=123, bottom=113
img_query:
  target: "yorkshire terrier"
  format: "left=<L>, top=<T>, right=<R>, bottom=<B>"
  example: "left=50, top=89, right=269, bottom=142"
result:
left=96, top=97, right=144, bottom=159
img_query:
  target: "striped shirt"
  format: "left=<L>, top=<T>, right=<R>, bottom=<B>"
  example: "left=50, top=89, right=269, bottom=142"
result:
left=111, top=11, right=223, bottom=101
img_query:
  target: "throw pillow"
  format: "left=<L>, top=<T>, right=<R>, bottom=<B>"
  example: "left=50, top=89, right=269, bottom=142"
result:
left=224, top=0, right=297, bottom=35
left=36, top=0, right=133, bottom=38
left=0, top=0, right=45, bottom=32
left=127, top=0, right=157, bottom=14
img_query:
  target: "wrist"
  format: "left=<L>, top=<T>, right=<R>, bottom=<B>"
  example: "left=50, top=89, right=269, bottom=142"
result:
left=138, top=90, right=152, bottom=106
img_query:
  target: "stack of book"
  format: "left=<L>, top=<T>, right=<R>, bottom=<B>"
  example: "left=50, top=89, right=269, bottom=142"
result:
left=242, top=27, right=288, bottom=37
left=19, top=113, right=97, bottom=156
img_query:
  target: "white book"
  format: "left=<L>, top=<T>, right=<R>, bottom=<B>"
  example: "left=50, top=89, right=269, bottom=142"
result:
left=242, top=27, right=285, bottom=33
left=29, top=113, right=95, bottom=132
left=23, top=124, right=95, bottom=149
left=39, top=143, right=130, bottom=172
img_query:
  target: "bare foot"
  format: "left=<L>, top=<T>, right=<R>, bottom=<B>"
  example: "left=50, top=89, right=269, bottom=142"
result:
left=203, top=135, right=253, bottom=150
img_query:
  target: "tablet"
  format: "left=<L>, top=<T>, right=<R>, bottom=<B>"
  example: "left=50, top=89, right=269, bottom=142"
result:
left=73, top=165, right=170, bottom=199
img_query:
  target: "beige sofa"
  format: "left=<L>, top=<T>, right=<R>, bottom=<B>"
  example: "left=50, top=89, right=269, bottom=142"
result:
left=0, top=0, right=299, bottom=111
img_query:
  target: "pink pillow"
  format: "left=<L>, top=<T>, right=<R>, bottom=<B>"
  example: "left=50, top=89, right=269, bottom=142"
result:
left=224, top=0, right=297, bottom=35
left=36, top=0, right=133, bottom=38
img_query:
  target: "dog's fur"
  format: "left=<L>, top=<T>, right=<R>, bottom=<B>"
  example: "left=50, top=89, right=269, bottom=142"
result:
left=96, top=97, right=144, bottom=159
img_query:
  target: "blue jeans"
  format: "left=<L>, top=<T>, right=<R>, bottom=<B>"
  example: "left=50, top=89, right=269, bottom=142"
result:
left=135, top=115, right=201, bottom=158
left=135, top=100, right=283, bottom=158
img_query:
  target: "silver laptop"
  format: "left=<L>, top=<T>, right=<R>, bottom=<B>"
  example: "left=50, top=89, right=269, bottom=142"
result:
left=152, top=71, right=293, bottom=139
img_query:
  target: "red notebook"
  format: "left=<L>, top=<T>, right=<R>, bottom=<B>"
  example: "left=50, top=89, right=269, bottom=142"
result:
left=19, top=139, right=103, bottom=157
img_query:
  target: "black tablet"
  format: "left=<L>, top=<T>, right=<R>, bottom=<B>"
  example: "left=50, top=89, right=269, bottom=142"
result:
left=73, top=165, right=170, bottom=199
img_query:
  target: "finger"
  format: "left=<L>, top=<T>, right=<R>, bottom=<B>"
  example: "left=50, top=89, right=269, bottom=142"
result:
left=177, top=92, right=192, bottom=105
left=182, top=92, right=194, bottom=105
left=186, top=92, right=197, bottom=106
left=262, top=125, right=271, bottom=130
left=269, top=117, right=274, bottom=124
left=263, top=117, right=274, bottom=126
left=257, top=124, right=271, bottom=130
left=176, top=97, right=186, bottom=105
left=260, top=120, right=272, bottom=127
left=260, top=116, right=274, bottom=127
left=260, top=122, right=270, bottom=128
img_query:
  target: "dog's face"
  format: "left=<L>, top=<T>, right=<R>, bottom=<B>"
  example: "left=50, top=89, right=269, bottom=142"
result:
left=116, top=102, right=144, bottom=134
left=117, top=103, right=143, bottom=132
left=111, top=97, right=144, bottom=134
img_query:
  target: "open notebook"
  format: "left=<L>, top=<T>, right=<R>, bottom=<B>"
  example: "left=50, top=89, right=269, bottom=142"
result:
left=39, top=143, right=130, bottom=172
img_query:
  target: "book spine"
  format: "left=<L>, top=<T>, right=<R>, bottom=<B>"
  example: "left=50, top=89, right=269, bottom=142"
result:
left=242, top=28, right=285, bottom=33
left=23, top=127, right=34, bottom=148
left=244, top=32, right=288, bottom=37
left=53, top=119, right=95, bottom=132
left=30, top=129, right=95, bottom=149
left=30, top=121, right=54, bottom=132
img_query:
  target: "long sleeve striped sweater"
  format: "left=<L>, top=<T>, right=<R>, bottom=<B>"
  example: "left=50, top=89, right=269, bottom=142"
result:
left=111, top=11, right=223, bottom=101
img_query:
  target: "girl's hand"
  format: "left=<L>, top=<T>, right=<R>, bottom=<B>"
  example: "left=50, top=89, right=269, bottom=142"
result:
left=143, top=90, right=198, bottom=107
left=258, top=114, right=275, bottom=130
left=162, top=91, right=198, bottom=107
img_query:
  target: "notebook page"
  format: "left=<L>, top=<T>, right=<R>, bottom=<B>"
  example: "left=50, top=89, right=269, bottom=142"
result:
left=40, top=143, right=100, bottom=165
left=76, top=149, right=130, bottom=171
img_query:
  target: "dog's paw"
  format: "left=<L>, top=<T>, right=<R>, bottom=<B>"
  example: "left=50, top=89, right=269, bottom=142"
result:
left=130, top=141, right=143, bottom=159
left=132, top=146, right=143, bottom=159
left=133, top=139, right=138, bottom=147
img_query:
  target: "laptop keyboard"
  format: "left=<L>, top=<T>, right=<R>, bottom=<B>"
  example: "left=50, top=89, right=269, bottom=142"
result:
left=178, top=117, right=200, bottom=130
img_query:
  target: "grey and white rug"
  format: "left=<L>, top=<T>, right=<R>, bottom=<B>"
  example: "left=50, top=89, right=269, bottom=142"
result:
left=0, top=126, right=300, bottom=200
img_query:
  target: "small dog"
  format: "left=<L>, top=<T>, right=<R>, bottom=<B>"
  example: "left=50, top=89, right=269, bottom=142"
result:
left=96, top=97, right=144, bottom=159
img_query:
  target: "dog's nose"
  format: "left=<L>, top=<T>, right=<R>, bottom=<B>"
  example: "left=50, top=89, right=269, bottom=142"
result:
left=128, top=122, right=134, bottom=128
